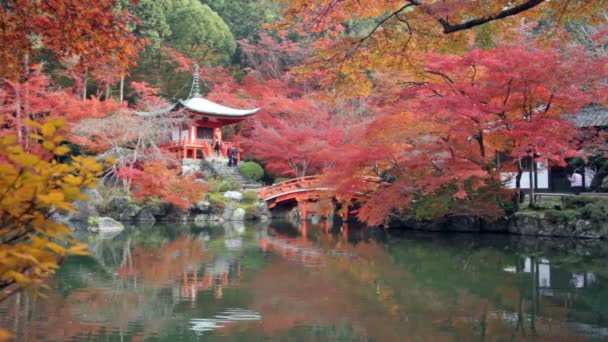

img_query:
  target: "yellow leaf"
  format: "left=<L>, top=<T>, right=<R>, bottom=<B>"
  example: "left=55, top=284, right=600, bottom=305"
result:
left=45, top=241, right=67, bottom=256
left=67, top=243, right=90, bottom=256
left=42, top=141, right=55, bottom=151
left=41, top=122, right=56, bottom=137
left=9, top=154, right=39, bottom=168
left=53, top=145, right=70, bottom=156
left=23, top=119, right=41, bottom=129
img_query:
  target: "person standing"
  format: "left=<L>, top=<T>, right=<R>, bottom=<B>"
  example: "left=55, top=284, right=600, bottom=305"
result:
left=232, top=146, right=239, bottom=166
left=569, top=170, right=584, bottom=195
left=227, top=146, right=233, bottom=166
left=213, top=138, right=221, bottom=156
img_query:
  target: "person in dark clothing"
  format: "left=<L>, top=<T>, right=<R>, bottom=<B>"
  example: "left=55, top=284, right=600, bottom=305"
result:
left=232, top=146, right=239, bottom=166
left=213, top=138, right=221, bottom=156
left=227, top=147, right=233, bottom=166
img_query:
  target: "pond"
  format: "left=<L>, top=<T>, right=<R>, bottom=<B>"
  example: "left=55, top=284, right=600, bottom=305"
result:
left=1, top=220, right=608, bottom=341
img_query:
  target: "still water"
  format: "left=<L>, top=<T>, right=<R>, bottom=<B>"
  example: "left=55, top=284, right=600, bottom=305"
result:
left=2, top=220, right=608, bottom=341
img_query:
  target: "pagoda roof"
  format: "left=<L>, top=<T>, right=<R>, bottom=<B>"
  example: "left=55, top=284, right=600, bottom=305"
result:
left=179, top=97, right=260, bottom=117
left=134, top=64, right=260, bottom=119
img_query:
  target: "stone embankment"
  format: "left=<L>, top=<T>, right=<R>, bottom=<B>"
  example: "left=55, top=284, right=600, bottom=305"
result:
left=391, top=212, right=608, bottom=239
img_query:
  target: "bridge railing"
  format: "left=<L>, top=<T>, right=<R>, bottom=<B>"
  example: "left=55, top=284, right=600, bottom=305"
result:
left=259, top=175, right=320, bottom=200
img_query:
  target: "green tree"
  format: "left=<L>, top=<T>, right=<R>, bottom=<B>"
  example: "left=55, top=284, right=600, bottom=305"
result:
left=167, top=0, right=236, bottom=63
left=131, top=0, right=172, bottom=50
left=203, top=0, right=280, bottom=41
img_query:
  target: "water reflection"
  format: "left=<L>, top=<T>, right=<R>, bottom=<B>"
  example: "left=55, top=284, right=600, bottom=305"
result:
left=1, top=220, right=608, bottom=341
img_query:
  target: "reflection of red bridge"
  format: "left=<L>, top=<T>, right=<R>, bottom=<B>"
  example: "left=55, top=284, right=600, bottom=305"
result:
left=259, top=225, right=357, bottom=267
left=260, top=233, right=324, bottom=267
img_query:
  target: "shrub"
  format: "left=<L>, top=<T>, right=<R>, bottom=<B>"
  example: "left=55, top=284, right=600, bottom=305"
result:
left=87, top=216, right=100, bottom=227
left=239, top=161, right=264, bottom=181
left=563, top=196, right=599, bottom=209
left=207, top=192, right=230, bottom=213
left=581, top=202, right=608, bottom=222
left=242, top=190, right=259, bottom=203
left=213, top=179, right=241, bottom=192
left=544, top=209, right=579, bottom=224
left=274, top=177, right=289, bottom=184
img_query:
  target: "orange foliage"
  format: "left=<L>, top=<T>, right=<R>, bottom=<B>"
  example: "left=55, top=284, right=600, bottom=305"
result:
left=125, top=161, right=209, bottom=210
left=0, top=0, right=143, bottom=81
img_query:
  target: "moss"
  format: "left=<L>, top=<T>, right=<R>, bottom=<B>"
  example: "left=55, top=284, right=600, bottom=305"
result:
left=208, top=179, right=241, bottom=192
left=206, top=192, right=230, bottom=212
left=242, top=190, right=259, bottom=204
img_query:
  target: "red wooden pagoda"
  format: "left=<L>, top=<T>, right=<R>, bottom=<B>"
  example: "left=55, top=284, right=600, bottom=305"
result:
left=137, top=64, right=260, bottom=160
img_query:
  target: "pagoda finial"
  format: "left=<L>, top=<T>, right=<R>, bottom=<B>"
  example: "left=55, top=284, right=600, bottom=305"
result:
left=189, top=63, right=201, bottom=98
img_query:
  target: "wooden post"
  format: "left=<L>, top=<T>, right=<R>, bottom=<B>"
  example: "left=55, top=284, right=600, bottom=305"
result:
left=301, top=219, right=308, bottom=242
left=342, top=223, right=349, bottom=240
left=300, top=202, right=308, bottom=222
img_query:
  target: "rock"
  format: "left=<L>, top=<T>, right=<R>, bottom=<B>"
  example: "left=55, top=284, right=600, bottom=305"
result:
left=158, top=203, right=189, bottom=221
left=69, top=188, right=103, bottom=221
left=260, top=214, right=269, bottom=222
left=104, top=196, right=130, bottom=213
left=224, top=191, right=243, bottom=202
left=118, top=203, right=142, bottom=221
left=90, top=217, right=124, bottom=233
left=208, top=214, right=224, bottom=222
left=231, top=208, right=246, bottom=221
left=223, top=203, right=235, bottom=220
left=181, top=158, right=204, bottom=174
left=83, top=188, right=103, bottom=206
left=136, top=208, right=156, bottom=222
left=195, top=201, right=210, bottom=212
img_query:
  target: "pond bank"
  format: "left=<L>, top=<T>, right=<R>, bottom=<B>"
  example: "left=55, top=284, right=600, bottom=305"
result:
left=389, top=195, right=608, bottom=239
left=389, top=212, right=608, bottom=239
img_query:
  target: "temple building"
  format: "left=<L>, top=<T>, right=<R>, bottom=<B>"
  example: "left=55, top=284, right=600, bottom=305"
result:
left=136, top=64, right=260, bottom=160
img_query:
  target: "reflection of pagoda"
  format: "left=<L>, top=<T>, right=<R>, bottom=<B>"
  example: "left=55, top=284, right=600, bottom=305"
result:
left=137, top=64, right=260, bottom=160
left=181, top=258, right=243, bottom=301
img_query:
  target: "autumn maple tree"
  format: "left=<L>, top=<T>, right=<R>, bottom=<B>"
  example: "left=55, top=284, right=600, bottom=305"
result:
left=318, top=33, right=608, bottom=224
left=0, top=1, right=142, bottom=326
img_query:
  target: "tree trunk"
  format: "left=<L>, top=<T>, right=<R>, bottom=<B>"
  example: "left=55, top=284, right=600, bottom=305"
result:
left=23, top=54, right=29, bottom=150
left=104, top=76, right=111, bottom=100
left=119, top=75, right=124, bottom=102
left=513, top=160, right=524, bottom=209
left=590, top=161, right=608, bottom=191
left=528, top=157, right=535, bottom=207
left=82, top=68, right=88, bottom=100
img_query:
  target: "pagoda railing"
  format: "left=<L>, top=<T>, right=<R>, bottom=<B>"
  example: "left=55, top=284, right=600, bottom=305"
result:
left=160, top=139, right=242, bottom=159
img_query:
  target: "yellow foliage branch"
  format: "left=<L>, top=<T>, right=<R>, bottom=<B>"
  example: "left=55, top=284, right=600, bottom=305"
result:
left=0, top=118, right=104, bottom=304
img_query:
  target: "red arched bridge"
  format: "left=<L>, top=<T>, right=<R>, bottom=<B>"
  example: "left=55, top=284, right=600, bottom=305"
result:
left=259, top=176, right=335, bottom=209
left=259, top=175, right=380, bottom=220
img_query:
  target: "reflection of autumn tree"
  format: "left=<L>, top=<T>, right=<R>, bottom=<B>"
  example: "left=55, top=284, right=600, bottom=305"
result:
left=250, top=226, right=583, bottom=340
left=0, top=230, right=211, bottom=341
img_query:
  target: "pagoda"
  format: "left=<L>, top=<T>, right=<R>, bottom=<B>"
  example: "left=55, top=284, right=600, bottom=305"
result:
left=136, top=64, right=260, bottom=160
